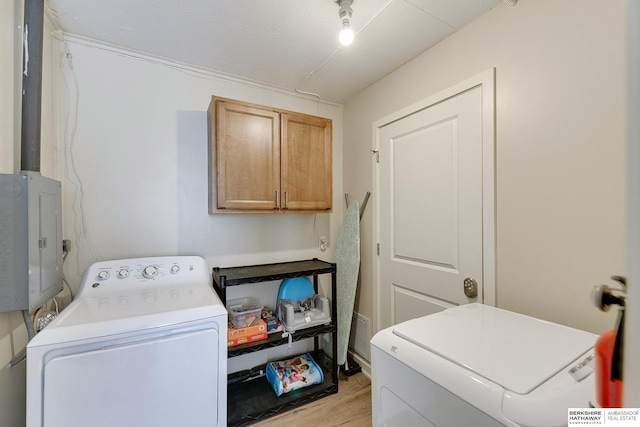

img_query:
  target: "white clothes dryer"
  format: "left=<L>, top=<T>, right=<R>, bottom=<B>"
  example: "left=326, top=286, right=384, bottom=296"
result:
left=371, top=303, right=598, bottom=427
left=26, top=256, right=227, bottom=427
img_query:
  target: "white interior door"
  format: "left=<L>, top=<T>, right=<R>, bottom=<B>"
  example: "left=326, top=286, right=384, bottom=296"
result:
left=374, top=71, right=495, bottom=331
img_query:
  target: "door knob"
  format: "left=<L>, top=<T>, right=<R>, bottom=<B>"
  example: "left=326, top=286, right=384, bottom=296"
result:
left=592, top=275, right=626, bottom=312
left=463, top=277, right=478, bottom=299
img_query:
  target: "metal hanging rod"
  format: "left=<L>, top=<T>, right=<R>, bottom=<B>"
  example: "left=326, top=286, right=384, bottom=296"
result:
left=345, top=191, right=371, bottom=220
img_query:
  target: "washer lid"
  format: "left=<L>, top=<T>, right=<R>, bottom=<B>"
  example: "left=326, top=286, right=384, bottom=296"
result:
left=392, top=304, right=596, bottom=395
left=28, top=282, right=227, bottom=347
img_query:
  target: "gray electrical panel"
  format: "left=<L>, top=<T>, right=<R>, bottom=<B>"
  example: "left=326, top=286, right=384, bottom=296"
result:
left=0, top=171, right=63, bottom=313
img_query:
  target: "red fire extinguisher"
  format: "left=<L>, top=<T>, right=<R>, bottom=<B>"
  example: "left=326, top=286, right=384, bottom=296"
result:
left=592, top=276, right=626, bottom=408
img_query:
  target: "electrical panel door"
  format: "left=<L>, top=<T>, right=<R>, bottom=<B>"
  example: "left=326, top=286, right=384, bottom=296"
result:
left=0, top=172, right=63, bottom=313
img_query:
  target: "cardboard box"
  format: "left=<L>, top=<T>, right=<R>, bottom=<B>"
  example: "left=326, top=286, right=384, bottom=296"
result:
left=228, top=319, right=267, bottom=347
left=228, top=332, right=268, bottom=347
left=264, top=316, right=283, bottom=334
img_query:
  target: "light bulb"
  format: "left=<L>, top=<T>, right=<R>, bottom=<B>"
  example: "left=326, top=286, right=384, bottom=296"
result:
left=337, top=0, right=354, bottom=46
left=339, top=26, right=354, bottom=46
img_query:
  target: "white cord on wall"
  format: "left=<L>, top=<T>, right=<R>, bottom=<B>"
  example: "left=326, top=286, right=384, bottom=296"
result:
left=59, top=38, right=100, bottom=278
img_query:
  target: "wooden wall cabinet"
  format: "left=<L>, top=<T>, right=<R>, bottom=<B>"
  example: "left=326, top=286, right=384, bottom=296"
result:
left=208, top=96, right=332, bottom=213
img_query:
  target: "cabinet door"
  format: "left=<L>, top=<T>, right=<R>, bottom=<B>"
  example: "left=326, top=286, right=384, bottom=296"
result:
left=281, top=112, right=332, bottom=211
left=212, top=100, right=281, bottom=211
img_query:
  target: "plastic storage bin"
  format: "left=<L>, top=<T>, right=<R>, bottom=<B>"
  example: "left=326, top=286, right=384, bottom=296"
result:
left=228, top=297, right=263, bottom=327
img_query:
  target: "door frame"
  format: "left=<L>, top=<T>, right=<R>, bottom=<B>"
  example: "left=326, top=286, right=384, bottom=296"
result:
left=372, top=68, right=496, bottom=333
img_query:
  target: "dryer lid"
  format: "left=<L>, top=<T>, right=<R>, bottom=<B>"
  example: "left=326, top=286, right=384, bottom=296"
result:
left=392, top=304, right=597, bottom=395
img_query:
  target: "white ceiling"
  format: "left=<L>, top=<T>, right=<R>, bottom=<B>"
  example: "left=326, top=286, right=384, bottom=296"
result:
left=45, top=0, right=505, bottom=103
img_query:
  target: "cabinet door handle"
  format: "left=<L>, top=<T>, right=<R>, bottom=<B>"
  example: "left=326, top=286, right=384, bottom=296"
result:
left=275, top=190, right=279, bottom=208
left=285, top=191, right=288, bottom=208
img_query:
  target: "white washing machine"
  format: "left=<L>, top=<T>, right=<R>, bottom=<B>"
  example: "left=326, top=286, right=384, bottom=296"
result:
left=371, top=304, right=598, bottom=427
left=26, top=256, right=227, bottom=427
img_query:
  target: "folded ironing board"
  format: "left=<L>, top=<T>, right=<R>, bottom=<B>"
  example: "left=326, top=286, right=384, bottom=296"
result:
left=323, top=200, right=360, bottom=366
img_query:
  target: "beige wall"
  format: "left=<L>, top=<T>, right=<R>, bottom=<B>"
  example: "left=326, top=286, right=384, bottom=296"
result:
left=1, top=0, right=17, bottom=173
left=1, top=1, right=26, bottom=425
left=1, top=2, right=59, bottom=425
left=54, top=39, right=343, bottom=291
left=625, top=0, right=640, bottom=407
left=345, top=0, right=626, bottom=336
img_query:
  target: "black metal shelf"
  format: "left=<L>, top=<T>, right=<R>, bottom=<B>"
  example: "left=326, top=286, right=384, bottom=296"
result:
left=212, top=259, right=338, bottom=427
left=228, top=323, right=335, bottom=357
left=212, top=258, right=335, bottom=299
left=227, top=351, right=337, bottom=427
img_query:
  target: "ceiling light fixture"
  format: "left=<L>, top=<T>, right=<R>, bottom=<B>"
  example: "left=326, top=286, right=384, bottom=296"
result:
left=337, top=0, right=354, bottom=46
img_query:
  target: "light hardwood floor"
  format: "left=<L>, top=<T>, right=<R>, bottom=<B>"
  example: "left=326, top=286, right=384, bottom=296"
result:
left=251, top=371, right=372, bottom=427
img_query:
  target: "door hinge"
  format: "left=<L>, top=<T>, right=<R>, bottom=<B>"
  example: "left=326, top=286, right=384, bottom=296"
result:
left=377, top=243, right=380, bottom=255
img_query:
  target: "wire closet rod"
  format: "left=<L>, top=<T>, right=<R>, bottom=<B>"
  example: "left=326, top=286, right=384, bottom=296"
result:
left=345, top=191, right=370, bottom=220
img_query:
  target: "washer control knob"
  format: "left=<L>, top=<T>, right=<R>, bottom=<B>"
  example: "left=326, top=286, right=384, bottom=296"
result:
left=142, top=265, right=159, bottom=279
left=117, top=269, right=130, bottom=279
left=170, top=265, right=180, bottom=274
left=97, top=271, right=110, bottom=280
